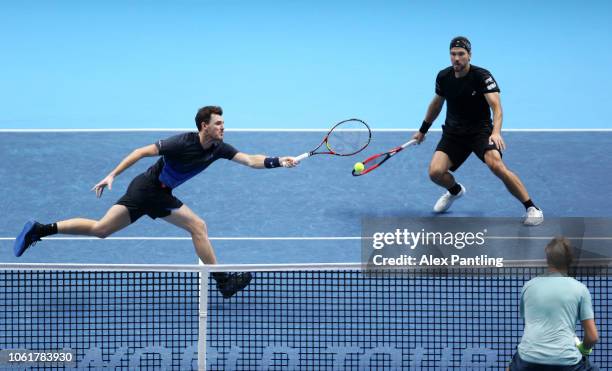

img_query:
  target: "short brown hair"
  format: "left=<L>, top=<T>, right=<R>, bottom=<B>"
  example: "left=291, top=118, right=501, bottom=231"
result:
left=545, top=236, right=574, bottom=270
left=195, top=106, right=223, bottom=131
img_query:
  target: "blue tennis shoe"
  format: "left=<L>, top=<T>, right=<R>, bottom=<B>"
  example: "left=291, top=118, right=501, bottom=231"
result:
left=13, top=221, right=42, bottom=257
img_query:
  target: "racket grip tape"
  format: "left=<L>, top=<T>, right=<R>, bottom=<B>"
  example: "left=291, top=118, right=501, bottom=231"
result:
left=402, top=139, right=418, bottom=148
left=295, top=152, right=310, bottom=162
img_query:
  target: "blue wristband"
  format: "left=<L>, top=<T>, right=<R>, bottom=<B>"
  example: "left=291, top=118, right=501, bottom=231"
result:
left=264, top=157, right=281, bottom=168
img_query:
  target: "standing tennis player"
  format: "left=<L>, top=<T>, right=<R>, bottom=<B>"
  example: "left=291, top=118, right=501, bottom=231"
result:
left=13, top=106, right=297, bottom=298
left=508, top=237, right=600, bottom=370
left=412, top=36, right=543, bottom=225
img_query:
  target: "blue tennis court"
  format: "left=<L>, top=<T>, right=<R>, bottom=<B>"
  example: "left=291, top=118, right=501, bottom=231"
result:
left=2, top=130, right=611, bottom=264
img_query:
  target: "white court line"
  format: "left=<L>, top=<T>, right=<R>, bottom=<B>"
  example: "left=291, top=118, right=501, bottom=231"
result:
left=1, top=236, right=611, bottom=241
left=486, top=236, right=612, bottom=240
left=0, top=236, right=362, bottom=241
left=1, top=128, right=612, bottom=133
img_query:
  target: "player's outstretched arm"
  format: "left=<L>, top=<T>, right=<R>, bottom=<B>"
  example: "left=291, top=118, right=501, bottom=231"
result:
left=232, top=152, right=297, bottom=169
left=91, top=144, right=159, bottom=198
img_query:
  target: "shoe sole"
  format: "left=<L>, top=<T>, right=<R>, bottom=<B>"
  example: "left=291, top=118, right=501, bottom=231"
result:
left=13, top=220, right=36, bottom=257
left=523, top=218, right=544, bottom=226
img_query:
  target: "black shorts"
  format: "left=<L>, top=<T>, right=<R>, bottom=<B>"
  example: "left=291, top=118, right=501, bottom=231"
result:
left=115, top=173, right=183, bottom=223
left=509, top=352, right=599, bottom=371
left=435, top=129, right=501, bottom=172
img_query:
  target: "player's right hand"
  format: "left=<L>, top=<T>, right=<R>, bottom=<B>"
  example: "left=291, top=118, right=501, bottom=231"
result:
left=280, top=157, right=298, bottom=167
left=412, top=131, right=426, bottom=144
left=91, top=175, right=115, bottom=198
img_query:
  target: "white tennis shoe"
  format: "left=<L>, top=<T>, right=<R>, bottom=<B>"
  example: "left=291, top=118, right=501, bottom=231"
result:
left=433, top=184, right=466, bottom=213
left=523, top=207, right=544, bottom=226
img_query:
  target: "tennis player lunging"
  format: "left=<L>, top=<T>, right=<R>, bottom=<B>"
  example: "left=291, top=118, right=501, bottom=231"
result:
left=413, top=36, right=543, bottom=226
left=13, top=106, right=298, bottom=298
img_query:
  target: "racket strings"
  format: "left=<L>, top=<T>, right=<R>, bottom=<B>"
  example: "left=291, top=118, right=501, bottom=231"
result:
left=364, top=153, right=391, bottom=170
left=325, top=120, right=371, bottom=155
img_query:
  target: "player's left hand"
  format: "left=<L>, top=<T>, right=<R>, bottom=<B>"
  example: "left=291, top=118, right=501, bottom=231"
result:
left=91, top=174, right=115, bottom=198
left=280, top=157, right=298, bottom=167
left=489, top=133, right=506, bottom=151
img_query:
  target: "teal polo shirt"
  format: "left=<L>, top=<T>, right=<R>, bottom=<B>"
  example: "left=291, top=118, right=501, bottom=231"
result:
left=518, top=272, right=594, bottom=365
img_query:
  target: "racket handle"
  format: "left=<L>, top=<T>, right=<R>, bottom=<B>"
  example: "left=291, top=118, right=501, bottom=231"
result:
left=295, top=152, right=310, bottom=162
left=401, top=139, right=418, bottom=149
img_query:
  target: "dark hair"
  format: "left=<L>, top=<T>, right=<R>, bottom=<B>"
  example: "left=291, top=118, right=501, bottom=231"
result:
left=545, top=236, right=574, bottom=270
left=450, top=36, right=471, bottom=53
left=195, top=106, right=223, bottom=131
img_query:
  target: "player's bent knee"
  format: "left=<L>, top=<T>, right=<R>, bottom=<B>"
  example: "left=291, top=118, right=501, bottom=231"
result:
left=92, top=224, right=113, bottom=239
left=429, top=168, right=446, bottom=182
left=190, top=219, right=208, bottom=238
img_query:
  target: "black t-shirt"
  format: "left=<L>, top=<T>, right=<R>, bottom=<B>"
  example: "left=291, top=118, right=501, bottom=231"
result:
left=435, top=65, right=500, bottom=134
left=145, top=132, right=238, bottom=188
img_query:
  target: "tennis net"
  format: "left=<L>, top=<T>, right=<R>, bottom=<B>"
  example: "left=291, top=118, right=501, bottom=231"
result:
left=0, top=262, right=610, bottom=370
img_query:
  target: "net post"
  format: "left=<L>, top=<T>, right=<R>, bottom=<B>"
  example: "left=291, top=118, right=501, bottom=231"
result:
left=198, top=259, right=209, bottom=371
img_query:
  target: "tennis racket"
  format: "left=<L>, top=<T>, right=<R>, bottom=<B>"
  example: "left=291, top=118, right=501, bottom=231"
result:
left=352, top=139, right=417, bottom=176
left=294, top=119, right=371, bottom=162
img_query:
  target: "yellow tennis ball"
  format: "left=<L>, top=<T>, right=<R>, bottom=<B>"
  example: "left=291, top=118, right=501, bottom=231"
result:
left=354, top=162, right=365, bottom=173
